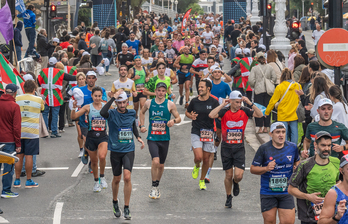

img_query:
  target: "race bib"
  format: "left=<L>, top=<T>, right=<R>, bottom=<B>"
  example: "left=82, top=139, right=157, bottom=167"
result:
left=118, top=128, right=133, bottom=143
left=226, top=129, right=243, bottom=144
left=151, top=120, right=167, bottom=135
left=269, top=177, right=288, bottom=192
left=311, top=201, right=324, bottom=221
left=91, top=117, right=106, bottom=131
left=136, top=83, right=144, bottom=92
left=125, top=90, right=131, bottom=98
left=200, top=129, right=213, bottom=142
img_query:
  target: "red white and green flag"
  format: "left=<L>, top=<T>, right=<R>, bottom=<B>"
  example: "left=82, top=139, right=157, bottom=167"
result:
left=0, top=53, right=24, bottom=94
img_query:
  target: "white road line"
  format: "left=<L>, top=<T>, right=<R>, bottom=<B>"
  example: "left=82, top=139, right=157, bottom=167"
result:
left=71, top=162, right=84, bottom=177
left=102, top=166, right=250, bottom=170
left=0, top=217, right=9, bottom=223
left=37, top=167, right=69, bottom=170
left=53, top=202, right=64, bottom=224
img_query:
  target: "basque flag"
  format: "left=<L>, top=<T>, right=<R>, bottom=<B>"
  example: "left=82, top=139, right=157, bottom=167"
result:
left=181, top=8, right=192, bottom=35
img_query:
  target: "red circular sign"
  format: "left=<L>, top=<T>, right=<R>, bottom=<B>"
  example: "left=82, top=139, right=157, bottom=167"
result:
left=317, top=28, right=348, bottom=67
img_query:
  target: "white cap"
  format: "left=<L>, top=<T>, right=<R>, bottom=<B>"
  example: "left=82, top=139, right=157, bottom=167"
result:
left=48, top=57, right=58, bottom=65
left=86, top=71, right=97, bottom=77
left=212, top=67, right=222, bottom=72
left=103, top=58, right=110, bottom=67
left=318, top=98, right=333, bottom=108
left=72, top=88, right=84, bottom=106
left=210, top=44, right=217, bottom=49
left=243, top=48, right=250, bottom=55
left=259, top=44, right=266, bottom=51
left=52, top=38, right=60, bottom=43
left=270, top=122, right=286, bottom=133
left=23, top=74, right=34, bottom=81
left=115, top=92, right=128, bottom=102
left=235, top=48, right=242, bottom=55
left=82, top=52, right=90, bottom=57
left=229, top=90, right=243, bottom=100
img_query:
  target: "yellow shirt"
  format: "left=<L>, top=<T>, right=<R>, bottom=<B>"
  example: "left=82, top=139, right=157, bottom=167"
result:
left=111, top=78, right=136, bottom=109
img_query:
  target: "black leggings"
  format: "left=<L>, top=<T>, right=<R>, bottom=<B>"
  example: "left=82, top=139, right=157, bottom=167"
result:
left=147, top=140, right=170, bottom=164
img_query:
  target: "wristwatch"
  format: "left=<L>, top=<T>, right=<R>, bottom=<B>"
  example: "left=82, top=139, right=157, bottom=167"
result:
left=249, top=103, right=254, bottom=107
left=332, top=215, right=340, bottom=222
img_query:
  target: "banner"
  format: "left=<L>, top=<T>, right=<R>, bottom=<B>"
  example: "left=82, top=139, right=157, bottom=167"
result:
left=181, top=8, right=192, bottom=35
left=0, top=1, right=14, bottom=44
left=15, top=0, right=26, bottom=14
left=0, top=53, right=25, bottom=94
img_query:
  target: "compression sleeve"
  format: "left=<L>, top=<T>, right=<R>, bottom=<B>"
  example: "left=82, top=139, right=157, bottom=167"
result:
left=100, top=97, right=115, bottom=119
left=132, top=120, right=140, bottom=138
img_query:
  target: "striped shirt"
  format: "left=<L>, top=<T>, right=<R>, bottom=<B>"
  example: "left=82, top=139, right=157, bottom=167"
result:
left=16, top=94, right=45, bottom=139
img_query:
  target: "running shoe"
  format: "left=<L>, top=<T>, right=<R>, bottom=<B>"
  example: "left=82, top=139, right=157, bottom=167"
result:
left=13, top=179, right=21, bottom=188
left=88, top=162, right=93, bottom=173
left=156, top=187, right=161, bottom=199
left=204, top=178, right=210, bottom=183
left=149, top=187, right=158, bottom=199
left=93, top=180, right=101, bottom=192
left=50, top=133, right=61, bottom=138
left=31, top=170, right=45, bottom=177
left=192, top=165, right=199, bottom=179
left=233, top=179, right=240, bottom=196
left=199, top=180, right=206, bottom=190
left=59, top=129, right=65, bottom=133
left=113, top=201, right=122, bottom=218
left=185, top=102, right=189, bottom=108
left=25, top=179, right=39, bottom=188
left=1, top=191, right=19, bottom=198
left=190, top=88, right=193, bottom=96
left=78, top=149, right=84, bottom=158
left=179, top=96, right=184, bottom=105
left=225, top=195, right=232, bottom=208
left=124, top=207, right=131, bottom=220
left=100, top=177, right=108, bottom=189
left=81, top=149, right=88, bottom=165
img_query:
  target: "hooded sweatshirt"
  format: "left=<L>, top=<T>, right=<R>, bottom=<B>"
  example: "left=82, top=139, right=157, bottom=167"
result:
left=14, top=21, right=23, bottom=47
left=0, top=94, right=21, bottom=147
left=17, top=9, right=36, bottom=29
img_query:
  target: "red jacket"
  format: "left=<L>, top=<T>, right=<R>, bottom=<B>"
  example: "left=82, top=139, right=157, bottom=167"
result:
left=0, top=94, right=21, bottom=147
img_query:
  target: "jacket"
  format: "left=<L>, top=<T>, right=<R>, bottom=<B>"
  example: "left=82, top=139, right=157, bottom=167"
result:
left=47, top=41, right=56, bottom=58
left=14, top=21, right=23, bottom=47
left=265, top=80, right=302, bottom=122
left=293, top=64, right=306, bottom=82
left=37, top=33, right=49, bottom=56
left=249, top=64, right=277, bottom=95
left=142, top=30, right=152, bottom=47
left=17, top=9, right=36, bottom=28
left=89, top=35, right=101, bottom=55
left=268, top=60, right=284, bottom=84
left=0, top=94, right=21, bottom=147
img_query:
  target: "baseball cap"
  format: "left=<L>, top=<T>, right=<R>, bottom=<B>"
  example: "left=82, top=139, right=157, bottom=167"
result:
left=156, top=82, right=167, bottom=89
left=72, top=88, right=84, bottom=106
left=23, top=74, right=34, bottom=81
left=318, top=98, right=333, bottom=109
left=115, top=92, right=128, bottom=102
left=229, top=90, right=243, bottom=100
left=82, top=52, right=90, bottom=57
left=259, top=44, right=266, bottom=51
left=210, top=45, right=217, bottom=49
left=212, top=67, right=222, bottom=72
left=270, top=122, right=286, bottom=133
left=243, top=48, right=250, bottom=55
left=256, top=52, right=265, bottom=58
left=340, top=154, right=348, bottom=168
left=52, top=38, right=60, bottom=43
left=315, top=131, right=332, bottom=141
left=306, top=49, right=315, bottom=54
left=5, top=84, right=19, bottom=93
left=86, top=71, right=97, bottom=77
left=235, top=48, right=242, bottom=55
left=48, top=57, right=58, bottom=65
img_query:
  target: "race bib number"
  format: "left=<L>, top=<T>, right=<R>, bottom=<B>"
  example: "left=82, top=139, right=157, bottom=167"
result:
left=311, top=201, right=324, bottom=221
left=118, top=128, right=133, bottom=143
left=136, top=83, right=144, bottom=92
left=91, top=117, right=106, bottom=131
left=151, top=120, right=167, bottom=135
left=226, top=129, right=243, bottom=144
left=269, top=177, right=288, bottom=192
left=200, top=129, right=213, bottom=142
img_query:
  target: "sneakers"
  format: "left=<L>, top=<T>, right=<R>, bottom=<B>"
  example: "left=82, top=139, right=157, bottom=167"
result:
left=100, top=177, right=108, bottom=189
left=179, top=96, right=184, bottom=105
left=32, top=170, right=46, bottom=177
left=149, top=187, right=160, bottom=199
left=233, top=179, right=240, bottom=196
left=199, top=180, right=206, bottom=190
left=124, top=207, right=131, bottom=220
left=113, top=201, right=122, bottom=218
left=13, top=179, right=21, bottom=188
left=225, top=194, right=233, bottom=208
left=25, top=179, right=39, bottom=188
left=50, top=133, right=61, bottom=138
left=81, top=149, right=88, bottom=165
left=78, top=149, right=84, bottom=158
left=204, top=178, right=210, bottom=183
left=1, top=191, right=19, bottom=198
left=59, top=129, right=65, bottom=133
left=93, top=180, right=101, bottom=192
left=192, top=165, right=200, bottom=179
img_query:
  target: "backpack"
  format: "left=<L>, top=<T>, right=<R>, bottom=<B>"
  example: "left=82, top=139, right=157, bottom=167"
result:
left=100, top=39, right=108, bottom=51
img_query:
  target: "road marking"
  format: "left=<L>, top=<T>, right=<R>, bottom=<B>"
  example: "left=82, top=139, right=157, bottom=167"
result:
left=175, top=114, right=191, bottom=126
left=0, top=217, right=9, bottom=223
left=71, top=162, right=84, bottom=177
left=38, top=167, right=69, bottom=170
left=103, top=166, right=250, bottom=171
left=53, top=202, right=64, bottom=224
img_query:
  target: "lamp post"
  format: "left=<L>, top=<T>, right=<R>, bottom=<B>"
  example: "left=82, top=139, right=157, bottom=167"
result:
left=175, top=0, right=178, bottom=13
left=250, top=0, right=261, bottom=25
left=246, top=0, right=251, bottom=15
left=171, top=0, right=174, bottom=11
left=302, top=0, right=304, bottom=18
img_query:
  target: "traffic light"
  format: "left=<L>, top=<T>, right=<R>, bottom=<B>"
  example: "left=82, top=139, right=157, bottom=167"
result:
left=267, top=3, right=272, bottom=17
left=291, top=20, right=300, bottom=40
left=50, top=4, right=57, bottom=18
left=324, top=0, right=343, bottom=28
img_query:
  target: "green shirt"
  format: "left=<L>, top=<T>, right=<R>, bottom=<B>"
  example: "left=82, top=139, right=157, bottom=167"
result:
left=305, top=121, right=348, bottom=158
left=147, top=99, right=171, bottom=141
left=133, top=66, right=146, bottom=93
left=145, top=76, right=171, bottom=99
left=150, top=45, right=158, bottom=53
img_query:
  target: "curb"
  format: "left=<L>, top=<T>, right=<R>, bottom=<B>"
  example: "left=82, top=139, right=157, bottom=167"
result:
left=252, top=118, right=267, bottom=145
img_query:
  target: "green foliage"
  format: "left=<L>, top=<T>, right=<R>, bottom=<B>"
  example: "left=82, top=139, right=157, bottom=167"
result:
left=290, top=0, right=324, bottom=17
left=177, top=0, right=199, bottom=13
left=186, top=3, right=204, bottom=15
left=78, top=8, right=91, bottom=26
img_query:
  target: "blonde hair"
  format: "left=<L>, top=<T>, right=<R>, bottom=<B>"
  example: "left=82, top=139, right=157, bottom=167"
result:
left=76, top=72, right=86, bottom=81
left=290, top=44, right=299, bottom=54
left=55, top=62, right=64, bottom=70
left=280, top=68, right=293, bottom=83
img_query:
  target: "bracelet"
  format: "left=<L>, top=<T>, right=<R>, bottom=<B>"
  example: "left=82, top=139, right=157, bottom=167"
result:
left=332, top=215, right=340, bottom=222
left=173, top=119, right=177, bottom=123
left=140, top=125, right=145, bottom=128
left=249, top=103, right=254, bottom=107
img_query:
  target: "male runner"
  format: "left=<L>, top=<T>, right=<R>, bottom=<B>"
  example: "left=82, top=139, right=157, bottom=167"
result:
left=116, top=43, right=134, bottom=70
left=186, top=79, right=219, bottom=190
left=100, top=90, right=145, bottom=220
left=141, top=49, right=154, bottom=70
left=139, top=82, right=181, bottom=199
left=209, top=91, right=263, bottom=208
left=251, top=122, right=300, bottom=223
left=189, top=50, right=208, bottom=93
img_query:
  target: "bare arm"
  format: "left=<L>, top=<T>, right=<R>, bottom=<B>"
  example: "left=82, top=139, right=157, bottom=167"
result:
left=140, top=100, right=151, bottom=133
left=128, top=68, right=134, bottom=79
left=168, top=101, right=181, bottom=126
left=223, top=73, right=232, bottom=83
left=318, top=189, right=344, bottom=224
left=209, top=100, right=229, bottom=119
left=143, top=87, right=156, bottom=97
left=71, top=104, right=89, bottom=120
left=250, top=165, right=270, bottom=175
left=173, top=55, right=181, bottom=69
left=301, top=137, right=311, bottom=158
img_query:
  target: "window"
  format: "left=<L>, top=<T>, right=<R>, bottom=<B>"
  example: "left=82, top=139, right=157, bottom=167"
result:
left=203, top=6, right=208, bottom=12
left=219, top=6, right=223, bottom=12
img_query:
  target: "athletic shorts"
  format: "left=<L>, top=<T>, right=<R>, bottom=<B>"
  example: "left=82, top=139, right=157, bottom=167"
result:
left=81, top=127, right=88, bottom=137
left=19, top=139, right=39, bottom=155
left=221, top=142, right=245, bottom=170
left=85, top=135, right=109, bottom=151
left=147, top=140, right=170, bottom=164
left=191, top=134, right=215, bottom=153
left=177, top=70, right=192, bottom=85
left=110, top=151, right=135, bottom=176
left=260, top=194, right=295, bottom=213
left=133, top=92, right=147, bottom=103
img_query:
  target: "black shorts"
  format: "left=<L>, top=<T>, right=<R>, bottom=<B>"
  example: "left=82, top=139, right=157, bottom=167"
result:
left=260, top=194, right=295, bottom=213
left=147, top=140, right=169, bottom=164
left=133, top=92, right=147, bottom=103
left=177, top=71, right=192, bottom=85
left=81, top=127, right=88, bottom=137
left=85, top=135, right=109, bottom=151
left=221, top=142, right=245, bottom=170
left=19, top=139, right=39, bottom=155
left=110, top=151, right=135, bottom=176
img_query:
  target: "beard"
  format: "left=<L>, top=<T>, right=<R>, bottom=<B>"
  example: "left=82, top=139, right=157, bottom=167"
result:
left=317, top=149, right=331, bottom=159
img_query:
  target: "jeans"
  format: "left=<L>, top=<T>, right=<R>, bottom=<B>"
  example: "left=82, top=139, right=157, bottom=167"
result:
left=91, top=54, right=102, bottom=67
left=24, top=28, right=36, bottom=58
left=21, top=155, right=37, bottom=173
left=43, top=105, right=60, bottom=135
left=59, top=103, right=66, bottom=130
left=102, top=52, right=111, bottom=72
left=0, top=143, right=15, bottom=193
left=280, top=121, right=298, bottom=144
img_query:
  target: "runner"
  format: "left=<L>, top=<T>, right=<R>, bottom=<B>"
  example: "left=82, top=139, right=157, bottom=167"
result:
left=152, top=24, right=167, bottom=41
left=141, top=49, right=154, bottom=71
left=71, top=86, right=109, bottom=192
left=174, top=46, right=195, bottom=108
left=116, top=43, right=134, bottom=70
left=150, top=59, right=178, bottom=85
left=201, top=25, right=214, bottom=51
left=100, top=90, right=145, bottom=220
left=250, top=122, right=300, bottom=223
left=209, top=45, right=224, bottom=69
left=139, top=82, right=181, bottom=199
left=209, top=91, right=263, bottom=208
left=189, top=50, right=208, bottom=93
left=186, top=79, right=219, bottom=190
left=288, top=131, right=340, bottom=224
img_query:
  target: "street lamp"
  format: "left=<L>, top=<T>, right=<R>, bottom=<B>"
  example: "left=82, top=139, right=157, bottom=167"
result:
left=171, top=0, right=174, bottom=11
left=175, top=0, right=178, bottom=13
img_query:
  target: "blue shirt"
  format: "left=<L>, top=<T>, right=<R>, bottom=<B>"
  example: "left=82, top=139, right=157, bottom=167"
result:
left=78, top=85, right=107, bottom=128
left=211, top=81, right=231, bottom=99
left=126, top=40, right=141, bottom=55
left=252, top=141, right=300, bottom=195
left=107, top=109, right=136, bottom=153
left=17, top=9, right=36, bottom=28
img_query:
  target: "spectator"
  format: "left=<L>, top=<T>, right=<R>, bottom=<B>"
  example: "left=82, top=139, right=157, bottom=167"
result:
left=78, top=33, right=96, bottom=51
left=293, top=55, right=306, bottom=82
left=37, top=29, right=49, bottom=69
left=67, top=46, right=74, bottom=59
left=141, top=24, right=152, bottom=50
left=17, top=5, right=36, bottom=58
left=267, top=49, right=284, bottom=85
left=312, top=24, right=325, bottom=46
left=297, top=40, right=308, bottom=64
left=121, top=20, right=130, bottom=37
left=308, top=76, right=330, bottom=119
left=47, top=38, right=59, bottom=58
left=288, top=44, right=298, bottom=71
left=113, top=26, right=127, bottom=54
left=60, top=35, right=71, bottom=50
left=14, top=21, right=23, bottom=65
left=306, top=49, right=317, bottom=61
left=89, top=30, right=102, bottom=67
left=99, top=32, right=116, bottom=75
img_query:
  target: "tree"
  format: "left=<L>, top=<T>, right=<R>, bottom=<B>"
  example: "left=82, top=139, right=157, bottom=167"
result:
left=186, top=3, right=204, bottom=15
left=131, top=0, right=148, bottom=18
left=78, top=8, right=91, bottom=26
left=177, top=0, right=199, bottom=13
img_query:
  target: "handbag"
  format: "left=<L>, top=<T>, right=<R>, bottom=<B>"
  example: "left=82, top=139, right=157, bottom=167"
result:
left=39, top=113, right=49, bottom=138
left=258, top=66, right=275, bottom=96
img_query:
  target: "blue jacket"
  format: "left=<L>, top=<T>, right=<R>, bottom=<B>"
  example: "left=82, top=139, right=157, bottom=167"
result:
left=17, top=9, right=36, bottom=29
left=14, top=21, right=23, bottom=47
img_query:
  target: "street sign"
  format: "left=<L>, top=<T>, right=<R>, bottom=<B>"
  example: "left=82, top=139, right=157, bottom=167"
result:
left=316, top=28, right=348, bottom=68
